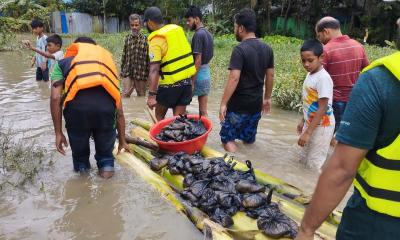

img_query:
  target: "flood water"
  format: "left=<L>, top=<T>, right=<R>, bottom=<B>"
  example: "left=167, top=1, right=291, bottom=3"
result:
left=0, top=51, right=346, bottom=239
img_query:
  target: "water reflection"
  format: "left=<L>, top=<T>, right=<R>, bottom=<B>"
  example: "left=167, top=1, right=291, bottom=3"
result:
left=53, top=175, right=123, bottom=239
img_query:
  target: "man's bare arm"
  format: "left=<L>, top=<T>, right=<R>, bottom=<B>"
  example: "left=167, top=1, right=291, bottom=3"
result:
left=191, top=53, right=202, bottom=87
left=264, top=68, right=274, bottom=100
left=297, top=143, right=367, bottom=238
left=148, top=63, right=160, bottom=92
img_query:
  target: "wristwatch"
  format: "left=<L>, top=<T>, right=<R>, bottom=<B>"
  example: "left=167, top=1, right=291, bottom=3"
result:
left=148, top=91, right=157, bottom=96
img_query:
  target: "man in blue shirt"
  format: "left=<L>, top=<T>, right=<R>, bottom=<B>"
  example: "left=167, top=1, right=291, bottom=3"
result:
left=185, top=6, right=214, bottom=117
left=30, top=20, right=48, bottom=81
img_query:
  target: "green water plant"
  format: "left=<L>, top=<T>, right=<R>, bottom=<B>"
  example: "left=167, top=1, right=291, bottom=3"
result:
left=0, top=124, right=48, bottom=190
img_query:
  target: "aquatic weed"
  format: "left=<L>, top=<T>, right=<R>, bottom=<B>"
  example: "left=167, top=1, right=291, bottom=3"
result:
left=0, top=124, right=48, bottom=190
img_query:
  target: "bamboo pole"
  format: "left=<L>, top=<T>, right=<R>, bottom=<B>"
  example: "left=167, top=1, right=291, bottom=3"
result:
left=125, top=135, right=158, bottom=151
left=130, top=118, right=153, bottom=131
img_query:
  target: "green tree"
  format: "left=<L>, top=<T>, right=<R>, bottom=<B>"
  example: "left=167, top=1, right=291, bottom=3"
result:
left=67, top=0, right=103, bottom=16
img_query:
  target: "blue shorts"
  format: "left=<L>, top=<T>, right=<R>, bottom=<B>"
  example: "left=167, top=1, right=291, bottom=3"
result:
left=193, top=64, right=211, bottom=96
left=219, top=111, right=262, bottom=144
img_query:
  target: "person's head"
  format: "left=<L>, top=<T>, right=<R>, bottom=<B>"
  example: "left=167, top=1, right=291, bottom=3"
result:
left=315, top=16, right=342, bottom=44
left=233, top=8, right=257, bottom=42
left=129, top=14, right=142, bottom=35
left=30, top=19, right=44, bottom=36
left=396, top=18, right=400, bottom=50
left=74, top=37, right=96, bottom=45
left=185, top=6, right=202, bottom=31
left=46, top=34, right=62, bottom=54
left=143, top=7, right=164, bottom=33
left=300, top=39, right=324, bottom=73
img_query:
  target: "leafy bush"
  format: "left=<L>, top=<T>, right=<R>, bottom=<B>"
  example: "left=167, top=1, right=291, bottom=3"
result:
left=0, top=17, right=31, bottom=50
left=20, top=8, right=52, bottom=31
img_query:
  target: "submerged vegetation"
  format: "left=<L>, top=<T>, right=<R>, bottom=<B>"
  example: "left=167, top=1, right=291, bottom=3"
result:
left=0, top=123, right=49, bottom=190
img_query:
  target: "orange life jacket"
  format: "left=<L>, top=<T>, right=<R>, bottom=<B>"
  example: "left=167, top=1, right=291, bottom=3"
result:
left=62, top=43, right=121, bottom=108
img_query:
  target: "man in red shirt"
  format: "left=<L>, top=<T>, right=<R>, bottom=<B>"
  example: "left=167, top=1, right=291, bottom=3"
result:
left=315, top=17, right=369, bottom=135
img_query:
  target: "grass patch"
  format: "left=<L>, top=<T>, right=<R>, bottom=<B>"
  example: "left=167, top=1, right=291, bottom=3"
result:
left=0, top=124, right=49, bottom=190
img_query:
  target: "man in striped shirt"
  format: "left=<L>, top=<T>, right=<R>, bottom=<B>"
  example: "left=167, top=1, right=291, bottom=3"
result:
left=315, top=17, right=369, bottom=135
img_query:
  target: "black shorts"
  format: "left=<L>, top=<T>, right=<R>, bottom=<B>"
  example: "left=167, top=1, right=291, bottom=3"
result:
left=36, top=67, right=49, bottom=81
left=156, top=83, right=192, bottom=108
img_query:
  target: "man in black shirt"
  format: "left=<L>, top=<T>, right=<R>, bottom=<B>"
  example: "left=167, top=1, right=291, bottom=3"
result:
left=185, top=6, right=214, bottom=116
left=219, top=8, right=274, bottom=152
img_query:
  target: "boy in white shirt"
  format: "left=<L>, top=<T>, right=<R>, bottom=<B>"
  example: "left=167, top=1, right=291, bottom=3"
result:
left=297, top=39, right=335, bottom=170
left=24, top=34, right=64, bottom=75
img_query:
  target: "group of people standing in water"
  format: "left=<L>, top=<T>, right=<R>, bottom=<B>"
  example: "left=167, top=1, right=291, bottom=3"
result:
left=24, top=5, right=400, bottom=239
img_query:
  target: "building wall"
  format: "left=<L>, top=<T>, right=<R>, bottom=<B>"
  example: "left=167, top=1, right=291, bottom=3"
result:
left=51, top=12, right=122, bottom=34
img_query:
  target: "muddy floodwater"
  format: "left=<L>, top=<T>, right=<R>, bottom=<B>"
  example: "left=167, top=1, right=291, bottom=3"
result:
left=0, top=51, right=346, bottom=239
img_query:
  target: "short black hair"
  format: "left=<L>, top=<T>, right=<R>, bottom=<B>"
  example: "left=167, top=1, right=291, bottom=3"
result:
left=234, top=8, right=257, bottom=33
left=30, top=19, right=44, bottom=29
left=301, top=39, right=323, bottom=57
left=47, top=34, right=62, bottom=47
left=74, top=37, right=96, bottom=45
left=316, top=18, right=340, bottom=32
left=144, top=7, right=164, bottom=24
left=185, top=6, right=202, bottom=20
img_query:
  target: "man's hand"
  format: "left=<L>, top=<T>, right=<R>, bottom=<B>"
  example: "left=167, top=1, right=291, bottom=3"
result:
left=40, top=62, right=47, bottom=71
left=298, top=131, right=311, bottom=147
left=30, top=57, right=36, bottom=68
left=262, top=98, right=272, bottom=115
left=295, top=227, right=314, bottom=240
left=55, top=132, right=68, bottom=155
left=219, top=104, right=227, bottom=122
left=297, top=120, right=305, bottom=135
left=117, top=140, right=131, bottom=154
left=147, top=95, right=157, bottom=109
left=23, top=40, right=34, bottom=49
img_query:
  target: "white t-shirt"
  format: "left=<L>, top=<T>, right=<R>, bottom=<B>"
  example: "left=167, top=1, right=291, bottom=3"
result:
left=302, top=67, right=335, bottom=127
left=48, top=50, right=64, bottom=74
left=35, top=35, right=47, bottom=67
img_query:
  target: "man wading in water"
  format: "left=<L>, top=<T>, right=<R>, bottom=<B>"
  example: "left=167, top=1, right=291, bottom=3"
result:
left=144, top=7, right=196, bottom=121
left=50, top=37, right=130, bottom=178
left=185, top=5, right=214, bottom=117
left=219, top=8, right=274, bottom=153
left=315, top=17, right=369, bottom=146
left=296, top=19, right=400, bottom=239
left=120, top=13, right=149, bottom=97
